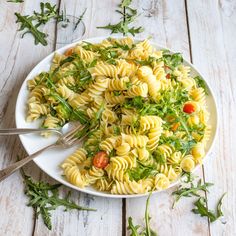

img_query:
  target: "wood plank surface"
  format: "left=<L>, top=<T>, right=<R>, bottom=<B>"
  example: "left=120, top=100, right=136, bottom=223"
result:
left=187, top=0, right=236, bottom=235
left=125, top=1, right=209, bottom=235
left=0, top=0, right=235, bottom=235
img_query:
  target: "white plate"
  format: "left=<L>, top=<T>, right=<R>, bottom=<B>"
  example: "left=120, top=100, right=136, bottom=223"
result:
left=15, top=36, right=218, bottom=198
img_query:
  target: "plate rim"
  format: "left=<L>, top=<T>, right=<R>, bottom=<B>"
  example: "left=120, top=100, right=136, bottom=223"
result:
left=15, top=36, right=218, bottom=198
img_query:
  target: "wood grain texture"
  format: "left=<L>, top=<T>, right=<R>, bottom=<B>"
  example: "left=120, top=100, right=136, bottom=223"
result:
left=125, top=1, right=210, bottom=236
left=187, top=0, right=236, bottom=235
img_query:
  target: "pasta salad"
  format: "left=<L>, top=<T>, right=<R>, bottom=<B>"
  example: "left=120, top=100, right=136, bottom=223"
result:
left=26, top=37, right=211, bottom=195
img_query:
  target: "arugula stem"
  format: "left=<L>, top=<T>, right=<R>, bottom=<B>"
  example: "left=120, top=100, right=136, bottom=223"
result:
left=145, top=193, right=152, bottom=236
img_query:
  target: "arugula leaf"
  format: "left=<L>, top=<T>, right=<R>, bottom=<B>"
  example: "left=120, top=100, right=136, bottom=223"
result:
left=217, top=193, right=227, bottom=219
left=192, top=193, right=227, bottom=223
left=74, top=8, right=87, bottom=31
left=33, top=2, right=62, bottom=26
left=172, top=179, right=214, bottom=208
left=127, top=193, right=158, bottom=236
left=192, top=197, right=217, bottom=222
left=20, top=167, right=96, bottom=230
left=135, top=56, right=157, bottom=66
left=193, top=76, right=209, bottom=95
left=97, top=0, right=144, bottom=36
left=163, top=52, right=183, bottom=69
left=120, top=0, right=132, bottom=8
left=15, top=13, right=48, bottom=46
left=128, top=163, right=158, bottom=181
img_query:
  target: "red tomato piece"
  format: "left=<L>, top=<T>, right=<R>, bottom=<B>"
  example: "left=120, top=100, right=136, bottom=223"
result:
left=183, top=103, right=195, bottom=114
left=166, top=73, right=171, bottom=79
left=93, top=151, right=109, bottom=169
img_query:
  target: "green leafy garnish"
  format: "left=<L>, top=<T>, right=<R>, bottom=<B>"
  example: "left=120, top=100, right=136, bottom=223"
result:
left=33, top=2, right=63, bottom=26
left=14, top=2, right=66, bottom=46
left=193, top=76, right=209, bottom=95
left=15, top=13, right=48, bottom=46
left=172, top=179, right=214, bottom=208
left=192, top=193, right=227, bottom=222
left=162, top=51, right=183, bottom=69
left=135, top=57, right=157, bottom=66
left=74, top=8, right=87, bottom=31
left=20, top=168, right=96, bottom=230
left=128, top=162, right=158, bottom=181
left=127, top=193, right=157, bottom=236
left=97, top=0, right=144, bottom=36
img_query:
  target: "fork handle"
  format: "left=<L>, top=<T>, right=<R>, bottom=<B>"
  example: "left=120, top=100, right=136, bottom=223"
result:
left=0, top=143, right=57, bottom=182
left=0, top=128, right=62, bottom=136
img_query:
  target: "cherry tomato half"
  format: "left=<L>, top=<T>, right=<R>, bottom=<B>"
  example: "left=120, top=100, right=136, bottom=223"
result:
left=93, top=151, right=109, bottom=169
left=183, top=103, right=195, bottom=114
left=166, top=73, right=171, bottom=79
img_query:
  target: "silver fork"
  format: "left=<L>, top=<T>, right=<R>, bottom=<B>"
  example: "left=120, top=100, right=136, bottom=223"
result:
left=0, top=125, right=85, bottom=182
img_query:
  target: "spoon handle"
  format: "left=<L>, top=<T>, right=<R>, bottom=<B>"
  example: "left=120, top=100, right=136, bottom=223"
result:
left=0, top=128, right=62, bottom=136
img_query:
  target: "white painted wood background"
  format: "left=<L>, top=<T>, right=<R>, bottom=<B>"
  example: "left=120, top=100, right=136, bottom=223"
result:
left=0, top=0, right=235, bottom=235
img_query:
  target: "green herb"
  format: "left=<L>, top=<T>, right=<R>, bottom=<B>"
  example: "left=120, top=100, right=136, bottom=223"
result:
left=20, top=168, right=96, bottom=230
left=172, top=179, right=214, bottom=208
left=70, top=109, right=89, bottom=124
left=8, top=0, right=23, bottom=2
left=113, top=126, right=121, bottom=135
left=152, top=150, right=167, bottom=164
left=135, top=57, right=156, bottom=66
left=181, top=172, right=196, bottom=183
left=192, top=193, right=226, bottom=222
left=14, top=2, right=67, bottom=46
left=97, top=0, right=144, bottom=36
left=15, top=13, right=48, bottom=46
left=114, top=91, right=121, bottom=96
left=120, top=0, right=132, bottom=7
left=128, top=162, right=158, bottom=181
left=74, top=8, right=87, bottom=31
left=33, top=2, right=63, bottom=26
left=193, top=76, right=209, bottom=95
left=127, top=193, right=157, bottom=236
left=162, top=52, right=183, bottom=69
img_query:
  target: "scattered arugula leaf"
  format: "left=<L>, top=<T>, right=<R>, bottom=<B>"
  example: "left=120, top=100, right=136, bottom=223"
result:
left=192, top=193, right=227, bottom=222
left=181, top=172, right=196, bottom=183
left=19, top=167, right=96, bottom=230
left=33, top=2, right=63, bottom=26
left=74, top=8, right=87, bottom=31
left=14, top=2, right=68, bottom=46
left=97, top=0, right=144, bottom=36
left=120, top=0, right=132, bottom=8
left=172, top=179, right=214, bottom=208
left=15, top=13, right=48, bottom=46
left=127, top=193, right=158, bottom=236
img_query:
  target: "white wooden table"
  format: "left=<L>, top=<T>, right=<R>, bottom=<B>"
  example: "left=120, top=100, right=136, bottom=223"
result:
left=0, top=0, right=235, bottom=235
